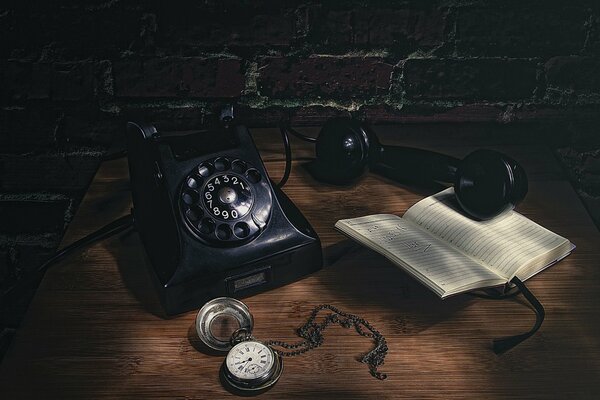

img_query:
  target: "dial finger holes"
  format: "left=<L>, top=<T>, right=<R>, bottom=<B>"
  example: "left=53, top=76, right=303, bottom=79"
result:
left=186, top=205, right=203, bottom=222
left=197, top=162, right=214, bottom=177
left=216, top=224, right=232, bottom=240
left=187, top=176, right=203, bottom=189
left=214, top=157, right=230, bottom=171
left=182, top=157, right=269, bottom=244
left=234, top=222, right=250, bottom=239
left=246, top=169, right=261, bottom=184
left=199, top=218, right=216, bottom=234
left=231, top=160, right=247, bottom=174
left=182, top=189, right=199, bottom=205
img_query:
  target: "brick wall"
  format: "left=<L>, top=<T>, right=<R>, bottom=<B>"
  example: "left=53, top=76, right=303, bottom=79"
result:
left=1, top=1, right=600, bottom=337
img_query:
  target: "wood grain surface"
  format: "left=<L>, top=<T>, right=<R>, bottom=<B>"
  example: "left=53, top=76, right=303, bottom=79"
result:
left=1, top=128, right=599, bottom=399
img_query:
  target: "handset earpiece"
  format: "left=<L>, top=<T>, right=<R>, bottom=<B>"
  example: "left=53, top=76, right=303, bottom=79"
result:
left=306, top=117, right=460, bottom=185
left=306, top=118, right=528, bottom=220
left=306, top=118, right=373, bottom=184
left=454, top=149, right=528, bottom=220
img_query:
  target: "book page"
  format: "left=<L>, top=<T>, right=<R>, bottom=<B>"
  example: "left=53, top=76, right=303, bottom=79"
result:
left=404, top=188, right=572, bottom=280
left=335, top=215, right=506, bottom=298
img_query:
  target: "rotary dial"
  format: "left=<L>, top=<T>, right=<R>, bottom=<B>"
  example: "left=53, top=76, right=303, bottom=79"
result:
left=179, top=157, right=273, bottom=245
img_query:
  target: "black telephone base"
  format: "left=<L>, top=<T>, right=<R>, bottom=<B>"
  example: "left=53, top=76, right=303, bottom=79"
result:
left=159, top=235, right=322, bottom=315
left=127, top=122, right=322, bottom=315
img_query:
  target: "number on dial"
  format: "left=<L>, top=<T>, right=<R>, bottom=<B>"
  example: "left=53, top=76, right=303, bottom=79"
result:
left=201, top=174, right=252, bottom=221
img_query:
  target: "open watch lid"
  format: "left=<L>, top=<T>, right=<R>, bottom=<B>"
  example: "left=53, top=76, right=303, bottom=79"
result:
left=195, top=297, right=254, bottom=352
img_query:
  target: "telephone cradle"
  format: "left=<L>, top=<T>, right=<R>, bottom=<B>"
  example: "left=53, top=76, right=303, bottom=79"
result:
left=126, top=122, right=323, bottom=315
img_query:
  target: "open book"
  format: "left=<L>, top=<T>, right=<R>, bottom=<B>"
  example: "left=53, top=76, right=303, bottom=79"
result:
left=335, top=188, right=574, bottom=299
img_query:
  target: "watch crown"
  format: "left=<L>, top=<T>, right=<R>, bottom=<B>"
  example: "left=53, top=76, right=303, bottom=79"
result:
left=230, top=327, right=253, bottom=346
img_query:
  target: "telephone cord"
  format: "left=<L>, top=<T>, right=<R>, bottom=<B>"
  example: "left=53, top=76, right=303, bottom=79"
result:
left=1, top=214, right=134, bottom=301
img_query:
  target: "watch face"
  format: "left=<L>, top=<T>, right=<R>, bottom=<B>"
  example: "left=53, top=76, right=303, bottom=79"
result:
left=225, top=341, right=274, bottom=383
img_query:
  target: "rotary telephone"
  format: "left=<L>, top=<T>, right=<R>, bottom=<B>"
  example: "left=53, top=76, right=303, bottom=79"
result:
left=125, top=109, right=529, bottom=316
left=126, top=117, right=322, bottom=315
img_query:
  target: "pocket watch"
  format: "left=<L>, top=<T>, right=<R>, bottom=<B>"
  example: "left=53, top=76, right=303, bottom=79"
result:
left=196, top=297, right=388, bottom=396
left=195, top=298, right=283, bottom=395
left=220, top=328, right=283, bottom=395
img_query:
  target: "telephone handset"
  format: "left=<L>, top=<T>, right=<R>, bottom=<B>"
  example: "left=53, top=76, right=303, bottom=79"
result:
left=126, top=122, right=322, bottom=315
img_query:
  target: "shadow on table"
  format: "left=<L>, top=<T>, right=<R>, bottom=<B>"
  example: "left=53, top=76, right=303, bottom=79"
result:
left=186, top=324, right=228, bottom=356
left=106, top=224, right=474, bottom=340
left=315, top=240, right=475, bottom=336
left=107, top=228, right=171, bottom=319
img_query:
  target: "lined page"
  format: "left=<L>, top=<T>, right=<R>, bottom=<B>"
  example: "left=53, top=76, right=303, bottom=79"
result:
left=335, top=215, right=505, bottom=298
left=404, top=188, right=571, bottom=280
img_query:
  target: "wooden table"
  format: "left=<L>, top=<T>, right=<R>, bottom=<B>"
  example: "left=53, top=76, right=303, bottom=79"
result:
left=2, top=128, right=600, bottom=399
